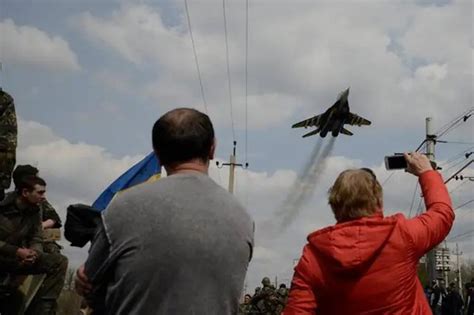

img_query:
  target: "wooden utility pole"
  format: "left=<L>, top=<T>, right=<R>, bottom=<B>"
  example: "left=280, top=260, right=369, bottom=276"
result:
left=426, top=117, right=438, bottom=284
left=217, top=141, right=248, bottom=194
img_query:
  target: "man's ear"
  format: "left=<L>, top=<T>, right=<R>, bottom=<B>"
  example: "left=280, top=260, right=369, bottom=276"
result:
left=20, top=188, right=29, bottom=198
left=209, top=138, right=216, bottom=160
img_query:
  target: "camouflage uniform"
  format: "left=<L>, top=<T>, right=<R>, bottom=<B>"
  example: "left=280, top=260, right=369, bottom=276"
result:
left=250, top=278, right=279, bottom=314
left=0, top=194, right=67, bottom=315
left=0, top=90, right=17, bottom=200
left=4, top=192, right=63, bottom=254
left=274, top=287, right=288, bottom=314
left=40, top=200, right=63, bottom=255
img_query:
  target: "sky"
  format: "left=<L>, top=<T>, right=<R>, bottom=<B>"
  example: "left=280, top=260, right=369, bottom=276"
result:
left=0, top=0, right=473, bottom=291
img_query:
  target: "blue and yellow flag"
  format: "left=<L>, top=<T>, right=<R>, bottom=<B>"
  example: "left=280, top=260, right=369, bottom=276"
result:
left=92, top=152, right=161, bottom=211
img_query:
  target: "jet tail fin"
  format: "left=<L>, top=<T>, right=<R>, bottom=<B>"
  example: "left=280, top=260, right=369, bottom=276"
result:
left=340, top=128, right=353, bottom=136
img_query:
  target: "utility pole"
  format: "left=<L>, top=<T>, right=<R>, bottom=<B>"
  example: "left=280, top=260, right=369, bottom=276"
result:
left=425, top=117, right=438, bottom=284
left=442, top=241, right=449, bottom=284
left=217, top=141, right=248, bottom=194
left=453, top=243, right=463, bottom=292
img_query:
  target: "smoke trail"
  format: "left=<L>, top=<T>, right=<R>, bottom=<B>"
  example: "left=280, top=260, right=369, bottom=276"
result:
left=276, top=136, right=336, bottom=231
left=275, top=139, right=323, bottom=217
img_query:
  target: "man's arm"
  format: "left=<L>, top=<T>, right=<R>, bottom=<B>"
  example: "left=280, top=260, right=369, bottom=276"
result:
left=0, top=215, right=19, bottom=256
left=29, top=211, right=44, bottom=252
left=77, top=219, right=113, bottom=310
left=283, top=245, right=318, bottom=315
left=41, top=200, right=62, bottom=228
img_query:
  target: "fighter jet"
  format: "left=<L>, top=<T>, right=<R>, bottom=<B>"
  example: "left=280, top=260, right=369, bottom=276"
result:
left=292, top=88, right=371, bottom=138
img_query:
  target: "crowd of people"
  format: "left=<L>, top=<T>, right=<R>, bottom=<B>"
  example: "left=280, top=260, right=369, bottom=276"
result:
left=426, top=279, right=474, bottom=315
left=239, top=278, right=289, bottom=315
left=0, top=88, right=470, bottom=315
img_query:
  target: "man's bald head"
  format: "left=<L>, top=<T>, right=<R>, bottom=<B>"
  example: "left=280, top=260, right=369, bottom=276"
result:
left=152, top=108, right=215, bottom=166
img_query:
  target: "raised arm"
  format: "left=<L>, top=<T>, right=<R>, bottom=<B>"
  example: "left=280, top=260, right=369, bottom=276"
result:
left=403, top=153, right=454, bottom=257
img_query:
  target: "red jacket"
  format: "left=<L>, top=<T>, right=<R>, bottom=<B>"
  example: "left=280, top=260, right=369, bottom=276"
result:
left=283, top=170, right=454, bottom=315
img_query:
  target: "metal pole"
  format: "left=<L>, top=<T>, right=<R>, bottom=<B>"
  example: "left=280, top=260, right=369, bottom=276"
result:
left=426, top=117, right=437, bottom=284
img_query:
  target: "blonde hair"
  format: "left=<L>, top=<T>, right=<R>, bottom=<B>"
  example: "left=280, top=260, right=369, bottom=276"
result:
left=328, top=169, right=383, bottom=222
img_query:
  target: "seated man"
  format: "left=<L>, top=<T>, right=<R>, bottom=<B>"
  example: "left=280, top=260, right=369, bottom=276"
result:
left=0, top=175, right=67, bottom=315
left=11, top=165, right=63, bottom=254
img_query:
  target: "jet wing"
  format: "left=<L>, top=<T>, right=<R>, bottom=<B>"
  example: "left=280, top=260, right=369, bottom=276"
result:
left=347, top=112, right=371, bottom=126
left=292, top=114, right=322, bottom=128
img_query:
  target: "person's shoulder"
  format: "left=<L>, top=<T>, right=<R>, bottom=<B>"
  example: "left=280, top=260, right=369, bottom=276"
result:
left=0, top=191, right=16, bottom=208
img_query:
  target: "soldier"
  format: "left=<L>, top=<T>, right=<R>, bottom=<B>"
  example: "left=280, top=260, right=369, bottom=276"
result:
left=0, top=175, right=67, bottom=315
left=0, top=89, right=17, bottom=201
left=11, top=165, right=63, bottom=254
left=239, top=294, right=252, bottom=314
left=275, top=284, right=288, bottom=314
left=250, top=277, right=278, bottom=314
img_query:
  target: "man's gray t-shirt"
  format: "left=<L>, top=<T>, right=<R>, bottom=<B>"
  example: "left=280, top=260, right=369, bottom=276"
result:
left=85, top=172, right=254, bottom=315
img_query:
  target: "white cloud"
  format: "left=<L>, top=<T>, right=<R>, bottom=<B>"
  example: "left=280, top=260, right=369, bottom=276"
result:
left=0, top=19, right=80, bottom=71
left=76, top=1, right=471, bottom=132
left=17, top=119, right=142, bottom=204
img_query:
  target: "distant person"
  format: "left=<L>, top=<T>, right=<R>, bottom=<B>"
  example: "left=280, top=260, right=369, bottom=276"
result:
left=75, top=108, right=254, bottom=314
left=283, top=152, right=454, bottom=314
left=239, top=294, right=252, bottom=315
left=10, top=165, right=63, bottom=254
left=0, top=89, right=17, bottom=201
left=442, top=282, right=463, bottom=315
left=432, top=279, right=448, bottom=315
left=466, top=279, right=474, bottom=315
left=0, top=175, right=67, bottom=315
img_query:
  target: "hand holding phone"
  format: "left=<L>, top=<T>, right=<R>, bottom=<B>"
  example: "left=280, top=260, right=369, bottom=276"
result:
left=404, top=152, right=433, bottom=176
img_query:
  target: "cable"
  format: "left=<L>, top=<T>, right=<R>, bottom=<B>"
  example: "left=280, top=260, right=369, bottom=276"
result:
left=434, top=108, right=472, bottom=136
left=449, top=181, right=468, bottom=194
left=448, top=230, right=474, bottom=242
left=438, top=140, right=474, bottom=145
left=414, top=197, right=424, bottom=217
left=435, top=108, right=473, bottom=138
left=454, top=199, right=474, bottom=211
left=442, top=158, right=469, bottom=175
left=244, top=0, right=249, bottom=164
left=408, top=182, right=419, bottom=218
left=222, top=0, right=236, bottom=141
left=244, top=0, right=250, bottom=210
left=184, top=0, right=209, bottom=115
left=440, top=146, right=474, bottom=169
left=381, top=172, right=396, bottom=187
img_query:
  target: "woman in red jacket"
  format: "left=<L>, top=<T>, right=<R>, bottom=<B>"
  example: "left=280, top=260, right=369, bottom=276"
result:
left=283, top=152, right=454, bottom=315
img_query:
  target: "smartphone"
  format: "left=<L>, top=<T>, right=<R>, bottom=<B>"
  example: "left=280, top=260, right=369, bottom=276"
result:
left=384, top=155, right=407, bottom=170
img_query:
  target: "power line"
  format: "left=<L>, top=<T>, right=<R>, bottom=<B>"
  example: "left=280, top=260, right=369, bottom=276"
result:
left=183, top=0, right=208, bottom=115
left=408, top=182, right=419, bottom=218
left=442, top=158, right=471, bottom=176
left=444, top=159, right=473, bottom=184
left=455, top=199, right=474, bottom=211
left=448, top=229, right=474, bottom=242
left=434, top=108, right=473, bottom=136
left=381, top=172, right=396, bottom=187
left=449, top=180, right=468, bottom=194
left=435, top=108, right=473, bottom=138
left=438, top=140, right=474, bottom=145
left=244, top=0, right=249, bottom=164
left=222, top=0, right=236, bottom=141
left=440, top=146, right=474, bottom=168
